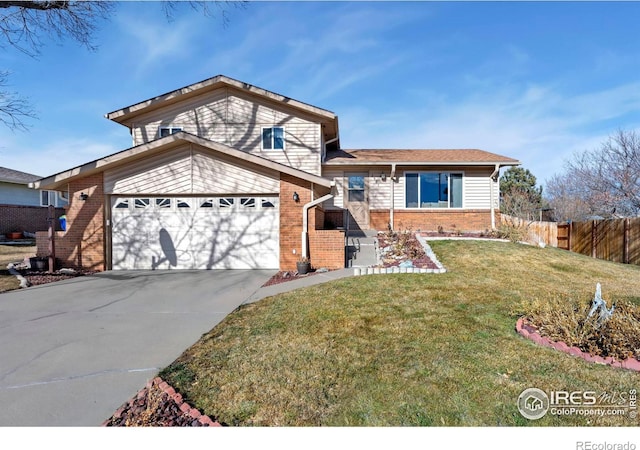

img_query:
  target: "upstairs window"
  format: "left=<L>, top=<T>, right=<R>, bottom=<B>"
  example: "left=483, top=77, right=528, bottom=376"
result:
left=262, top=127, right=284, bottom=150
left=405, top=172, right=463, bottom=209
left=159, top=126, right=183, bottom=138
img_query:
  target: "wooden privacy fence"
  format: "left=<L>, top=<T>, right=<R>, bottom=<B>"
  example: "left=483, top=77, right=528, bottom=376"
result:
left=558, top=218, right=640, bottom=265
left=500, top=214, right=558, bottom=247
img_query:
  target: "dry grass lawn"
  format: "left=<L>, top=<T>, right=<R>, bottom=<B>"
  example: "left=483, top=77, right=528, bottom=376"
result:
left=161, top=240, right=640, bottom=426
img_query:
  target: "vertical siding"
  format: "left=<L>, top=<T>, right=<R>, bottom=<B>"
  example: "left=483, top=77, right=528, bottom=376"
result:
left=129, top=87, right=322, bottom=175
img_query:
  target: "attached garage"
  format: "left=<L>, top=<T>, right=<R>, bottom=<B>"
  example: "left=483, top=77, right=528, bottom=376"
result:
left=31, top=133, right=336, bottom=272
left=111, top=196, right=279, bottom=270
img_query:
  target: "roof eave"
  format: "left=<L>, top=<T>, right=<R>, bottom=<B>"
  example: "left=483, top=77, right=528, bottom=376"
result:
left=322, top=160, right=521, bottom=166
left=105, top=75, right=337, bottom=126
left=32, top=132, right=333, bottom=191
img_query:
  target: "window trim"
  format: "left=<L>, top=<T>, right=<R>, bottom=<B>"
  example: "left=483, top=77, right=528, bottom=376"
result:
left=159, top=126, right=183, bottom=138
left=40, top=190, right=57, bottom=207
left=404, top=171, right=464, bottom=209
left=261, top=126, right=285, bottom=150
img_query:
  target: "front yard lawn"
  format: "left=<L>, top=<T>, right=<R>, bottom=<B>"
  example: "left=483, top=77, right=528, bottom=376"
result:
left=161, top=240, right=640, bottom=426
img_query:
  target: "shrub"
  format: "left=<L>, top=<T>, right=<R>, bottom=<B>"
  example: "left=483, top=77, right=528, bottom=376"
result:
left=521, top=295, right=640, bottom=361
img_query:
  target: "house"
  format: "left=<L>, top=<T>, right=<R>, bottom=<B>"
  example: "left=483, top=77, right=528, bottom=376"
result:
left=0, top=166, right=66, bottom=237
left=30, top=75, right=519, bottom=271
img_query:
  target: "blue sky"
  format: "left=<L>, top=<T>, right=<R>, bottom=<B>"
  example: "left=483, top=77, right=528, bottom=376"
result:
left=2, top=1, right=640, bottom=190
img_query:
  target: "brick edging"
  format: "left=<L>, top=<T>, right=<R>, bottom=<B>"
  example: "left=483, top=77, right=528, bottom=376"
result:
left=515, top=317, right=640, bottom=371
left=102, top=376, right=221, bottom=427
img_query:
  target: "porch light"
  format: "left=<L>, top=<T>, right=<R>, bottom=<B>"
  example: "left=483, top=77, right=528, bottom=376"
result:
left=293, top=192, right=300, bottom=202
left=79, top=192, right=89, bottom=201
left=380, top=172, right=386, bottom=181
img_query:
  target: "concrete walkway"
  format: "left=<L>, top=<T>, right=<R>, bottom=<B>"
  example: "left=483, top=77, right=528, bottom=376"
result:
left=0, top=270, right=278, bottom=426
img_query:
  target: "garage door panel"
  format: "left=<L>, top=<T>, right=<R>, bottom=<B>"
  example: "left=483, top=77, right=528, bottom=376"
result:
left=112, top=196, right=279, bottom=270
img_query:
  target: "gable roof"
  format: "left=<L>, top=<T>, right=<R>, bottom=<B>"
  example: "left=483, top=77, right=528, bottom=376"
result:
left=105, top=74, right=338, bottom=126
left=31, top=132, right=333, bottom=191
left=324, top=149, right=520, bottom=166
left=0, top=166, right=41, bottom=185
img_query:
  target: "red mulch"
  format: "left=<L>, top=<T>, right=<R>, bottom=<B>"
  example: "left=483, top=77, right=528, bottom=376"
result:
left=262, top=270, right=328, bottom=287
left=24, top=270, right=96, bottom=287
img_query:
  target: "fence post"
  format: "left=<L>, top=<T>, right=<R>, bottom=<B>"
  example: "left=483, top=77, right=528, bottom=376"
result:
left=568, top=221, right=572, bottom=252
left=624, top=218, right=630, bottom=264
left=591, top=220, right=597, bottom=258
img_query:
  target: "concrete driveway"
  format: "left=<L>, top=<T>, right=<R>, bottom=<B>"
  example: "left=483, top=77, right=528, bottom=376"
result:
left=0, top=269, right=274, bottom=426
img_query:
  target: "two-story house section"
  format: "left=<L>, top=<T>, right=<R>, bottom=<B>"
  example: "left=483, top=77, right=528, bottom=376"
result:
left=31, top=75, right=519, bottom=272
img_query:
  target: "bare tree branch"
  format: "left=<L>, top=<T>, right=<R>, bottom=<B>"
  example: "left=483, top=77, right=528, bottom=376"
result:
left=0, top=70, right=35, bottom=131
left=547, top=129, right=640, bottom=220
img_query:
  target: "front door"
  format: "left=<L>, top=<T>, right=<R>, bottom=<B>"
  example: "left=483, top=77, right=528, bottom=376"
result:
left=344, top=173, right=370, bottom=230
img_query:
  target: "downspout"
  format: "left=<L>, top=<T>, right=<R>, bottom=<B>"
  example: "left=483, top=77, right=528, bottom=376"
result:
left=489, top=164, right=500, bottom=230
left=302, top=193, right=334, bottom=259
left=390, top=163, right=396, bottom=230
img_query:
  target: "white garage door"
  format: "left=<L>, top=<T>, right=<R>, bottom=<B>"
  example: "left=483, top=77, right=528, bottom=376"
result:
left=111, top=196, right=279, bottom=270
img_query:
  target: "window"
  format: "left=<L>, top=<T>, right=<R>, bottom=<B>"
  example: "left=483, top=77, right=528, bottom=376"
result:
left=261, top=199, right=276, bottom=208
left=200, top=199, right=214, bottom=208
left=40, top=190, right=56, bottom=207
left=114, top=199, right=130, bottom=209
left=240, top=198, right=255, bottom=209
left=219, top=198, right=235, bottom=208
left=262, top=127, right=284, bottom=150
left=177, top=199, right=191, bottom=208
left=159, top=126, right=183, bottom=138
left=405, top=172, right=462, bottom=208
left=347, top=175, right=365, bottom=202
left=155, top=198, right=171, bottom=209
left=134, top=198, right=151, bottom=209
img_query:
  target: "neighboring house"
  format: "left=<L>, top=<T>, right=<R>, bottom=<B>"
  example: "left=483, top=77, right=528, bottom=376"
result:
left=0, top=166, right=66, bottom=236
left=30, top=75, right=519, bottom=271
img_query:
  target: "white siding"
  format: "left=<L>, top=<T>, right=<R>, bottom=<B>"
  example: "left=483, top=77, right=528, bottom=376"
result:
left=322, top=169, right=344, bottom=209
left=104, top=144, right=279, bottom=195
left=463, top=168, right=493, bottom=209
left=130, top=87, right=322, bottom=175
left=369, top=169, right=391, bottom=209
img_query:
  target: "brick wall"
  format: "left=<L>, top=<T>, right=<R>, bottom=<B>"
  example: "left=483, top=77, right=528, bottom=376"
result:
left=0, top=204, right=65, bottom=235
left=370, top=210, right=390, bottom=231
left=308, top=229, right=345, bottom=269
left=279, top=174, right=312, bottom=270
left=279, top=175, right=346, bottom=270
left=54, top=174, right=105, bottom=270
left=393, top=209, right=494, bottom=232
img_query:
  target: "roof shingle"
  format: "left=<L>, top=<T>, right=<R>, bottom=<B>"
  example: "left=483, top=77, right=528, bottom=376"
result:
left=0, top=167, right=41, bottom=184
left=324, top=149, right=520, bottom=165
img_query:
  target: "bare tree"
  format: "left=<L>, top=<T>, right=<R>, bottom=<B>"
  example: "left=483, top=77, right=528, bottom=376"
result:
left=545, top=172, right=592, bottom=222
left=547, top=129, right=640, bottom=220
left=0, top=1, right=245, bottom=130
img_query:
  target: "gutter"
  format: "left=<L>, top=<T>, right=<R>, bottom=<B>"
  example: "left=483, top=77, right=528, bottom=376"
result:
left=301, top=193, right=334, bottom=259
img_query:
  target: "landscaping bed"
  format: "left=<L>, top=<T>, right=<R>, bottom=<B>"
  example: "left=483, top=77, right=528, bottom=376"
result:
left=262, top=269, right=331, bottom=287
left=376, top=230, right=439, bottom=269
